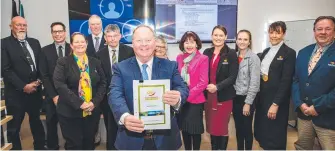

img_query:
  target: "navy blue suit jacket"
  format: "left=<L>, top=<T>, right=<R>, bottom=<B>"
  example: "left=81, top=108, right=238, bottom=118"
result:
left=108, top=56, right=189, bottom=150
left=292, top=42, right=335, bottom=130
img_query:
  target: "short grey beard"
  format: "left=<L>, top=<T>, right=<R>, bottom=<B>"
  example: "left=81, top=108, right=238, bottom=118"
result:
left=16, top=32, right=26, bottom=40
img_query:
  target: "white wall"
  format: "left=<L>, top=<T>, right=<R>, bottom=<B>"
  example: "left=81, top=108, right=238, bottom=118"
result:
left=1, top=0, right=335, bottom=59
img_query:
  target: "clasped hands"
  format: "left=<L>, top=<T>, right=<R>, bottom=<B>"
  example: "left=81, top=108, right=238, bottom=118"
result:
left=300, top=103, right=318, bottom=116
left=80, top=101, right=95, bottom=112
left=23, top=80, right=41, bottom=94
left=124, top=90, right=181, bottom=133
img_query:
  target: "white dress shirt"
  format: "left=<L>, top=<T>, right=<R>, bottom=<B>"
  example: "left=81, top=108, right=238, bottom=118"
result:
left=261, top=41, right=284, bottom=75
left=92, top=32, right=103, bottom=48
left=55, top=42, right=66, bottom=57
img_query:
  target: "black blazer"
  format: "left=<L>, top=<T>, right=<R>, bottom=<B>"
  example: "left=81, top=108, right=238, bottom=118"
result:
left=53, top=55, right=107, bottom=118
left=86, top=34, right=106, bottom=57
left=258, top=43, right=296, bottom=108
left=39, top=43, right=70, bottom=99
left=1, top=35, right=43, bottom=106
left=203, top=44, right=239, bottom=102
left=96, top=43, right=134, bottom=88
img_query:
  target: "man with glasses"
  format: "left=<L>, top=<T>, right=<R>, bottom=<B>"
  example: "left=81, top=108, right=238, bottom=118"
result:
left=39, top=22, right=71, bottom=150
left=292, top=16, right=335, bottom=150
left=96, top=24, right=134, bottom=150
left=1, top=16, right=46, bottom=150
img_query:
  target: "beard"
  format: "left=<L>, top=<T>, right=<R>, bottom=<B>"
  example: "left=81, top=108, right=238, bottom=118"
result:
left=16, top=31, right=26, bottom=40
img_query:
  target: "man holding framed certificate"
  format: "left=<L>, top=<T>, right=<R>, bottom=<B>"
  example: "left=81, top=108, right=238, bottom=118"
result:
left=109, top=25, right=189, bottom=150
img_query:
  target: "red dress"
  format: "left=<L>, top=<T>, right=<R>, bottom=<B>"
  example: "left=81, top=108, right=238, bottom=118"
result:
left=205, top=54, right=233, bottom=136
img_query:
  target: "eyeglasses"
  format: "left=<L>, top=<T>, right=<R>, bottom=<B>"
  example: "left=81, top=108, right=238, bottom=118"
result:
left=156, top=46, right=166, bottom=49
left=52, top=30, right=65, bottom=34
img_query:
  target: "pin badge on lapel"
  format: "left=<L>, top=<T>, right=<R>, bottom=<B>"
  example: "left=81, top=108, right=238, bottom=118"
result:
left=222, top=59, right=229, bottom=64
left=262, top=74, right=269, bottom=82
left=328, top=61, right=335, bottom=67
left=277, top=56, right=283, bottom=61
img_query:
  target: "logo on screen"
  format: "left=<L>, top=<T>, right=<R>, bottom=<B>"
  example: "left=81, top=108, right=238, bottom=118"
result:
left=99, top=0, right=124, bottom=19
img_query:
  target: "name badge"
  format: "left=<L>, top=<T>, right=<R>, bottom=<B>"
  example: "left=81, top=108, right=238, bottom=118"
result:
left=277, top=56, right=284, bottom=61
left=328, top=61, right=335, bottom=67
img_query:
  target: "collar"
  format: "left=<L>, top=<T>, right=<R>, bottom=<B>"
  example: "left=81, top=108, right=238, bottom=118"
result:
left=54, top=42, right=66, bottom=48
left=136, top=56, right=154, bottom=70
left=108, top=44, right=120, bottom=52
left=93, top=32, right=103, bottom=39
left=270, top=40, right=284, bottom=49
left=317, top=40, right=334, bottom=50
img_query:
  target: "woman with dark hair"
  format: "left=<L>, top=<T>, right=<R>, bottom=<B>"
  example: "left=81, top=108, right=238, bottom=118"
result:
left=53, top=32, right=107, bottom=150
left=233, top=29, right=260, bottom=150
left=203, top=25, right=238, bottom=150
left=254, top=21, right=296, bottom=150
left=176, top=31, right=208, bottom=150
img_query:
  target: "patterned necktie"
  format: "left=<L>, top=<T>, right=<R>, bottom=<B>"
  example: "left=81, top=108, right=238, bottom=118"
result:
left=112, top=49, right=117, bottom=64
left=58, top=45, right=63, bottom=58
left=308, top=47, right=323, bottom=75
left=20, top=42, right=35, bottom=71
left=94, top=37, right=100, bottom=52
left=141, top=64, right=149, bottom=80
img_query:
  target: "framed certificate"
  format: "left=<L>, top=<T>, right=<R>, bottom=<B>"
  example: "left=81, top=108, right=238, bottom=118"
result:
left=133, top=80, right=171, bottom=130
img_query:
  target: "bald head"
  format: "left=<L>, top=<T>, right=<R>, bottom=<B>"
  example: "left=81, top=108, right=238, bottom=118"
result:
left=10, top=16, right=27, bottom=40
left=132, top=25, right=155, bottom=40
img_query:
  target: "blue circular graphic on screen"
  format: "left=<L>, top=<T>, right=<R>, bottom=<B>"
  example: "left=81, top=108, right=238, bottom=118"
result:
left=79, top=20, right=91, bottom=35
left=100, top=0, right=124, bottom=19
left=121, top=19, right=142, bottom=42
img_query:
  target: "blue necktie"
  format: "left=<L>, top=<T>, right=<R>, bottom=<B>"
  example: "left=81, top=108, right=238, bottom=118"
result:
left=141, top=64, right=149, bottom=80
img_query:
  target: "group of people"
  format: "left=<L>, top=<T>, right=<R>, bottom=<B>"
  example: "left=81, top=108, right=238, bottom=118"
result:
left=1, top=13, right=334, bottom=150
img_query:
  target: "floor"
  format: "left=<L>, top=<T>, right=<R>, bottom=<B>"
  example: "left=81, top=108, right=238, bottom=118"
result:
left=17, top=113, right=298, bottom=150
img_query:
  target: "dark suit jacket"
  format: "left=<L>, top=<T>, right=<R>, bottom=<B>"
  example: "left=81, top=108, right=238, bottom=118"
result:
left=39, top=43, right=70, bottom=100
left=96, top=43, right=134, bottom=89
left=109, top=57, right=189, bottom=150
left=1, top=35, right=43, bottom=107
left=53, top=55, right=107, bottom=118
left=258, top=43, right=296, bottom=108
left=203, top=45, right=239, bottom=102
left=86, top=34, right=105, bottom=57
left=292, top=42, right=335, bottom=130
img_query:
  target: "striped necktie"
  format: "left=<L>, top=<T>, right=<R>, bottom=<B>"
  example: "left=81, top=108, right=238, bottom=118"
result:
left=112, top=49, right=117, bottom=64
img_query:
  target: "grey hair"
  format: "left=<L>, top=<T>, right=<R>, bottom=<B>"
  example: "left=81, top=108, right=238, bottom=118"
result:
left=104, top=24, right=120, bottom=34
left=88, top=14, right=102, bottom=24
left=156, top=35, right=168, bottom=51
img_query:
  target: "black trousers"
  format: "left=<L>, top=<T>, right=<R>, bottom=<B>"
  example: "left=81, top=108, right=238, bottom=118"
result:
left=6, top=100, right=45, bottom=150
left=58, top=111, right=100, bottom=150
left=45, top=98, right=59, bottom=149
left=99, top=99, right=118, bottom=150
left=232, top=95, right=254, bottom=150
